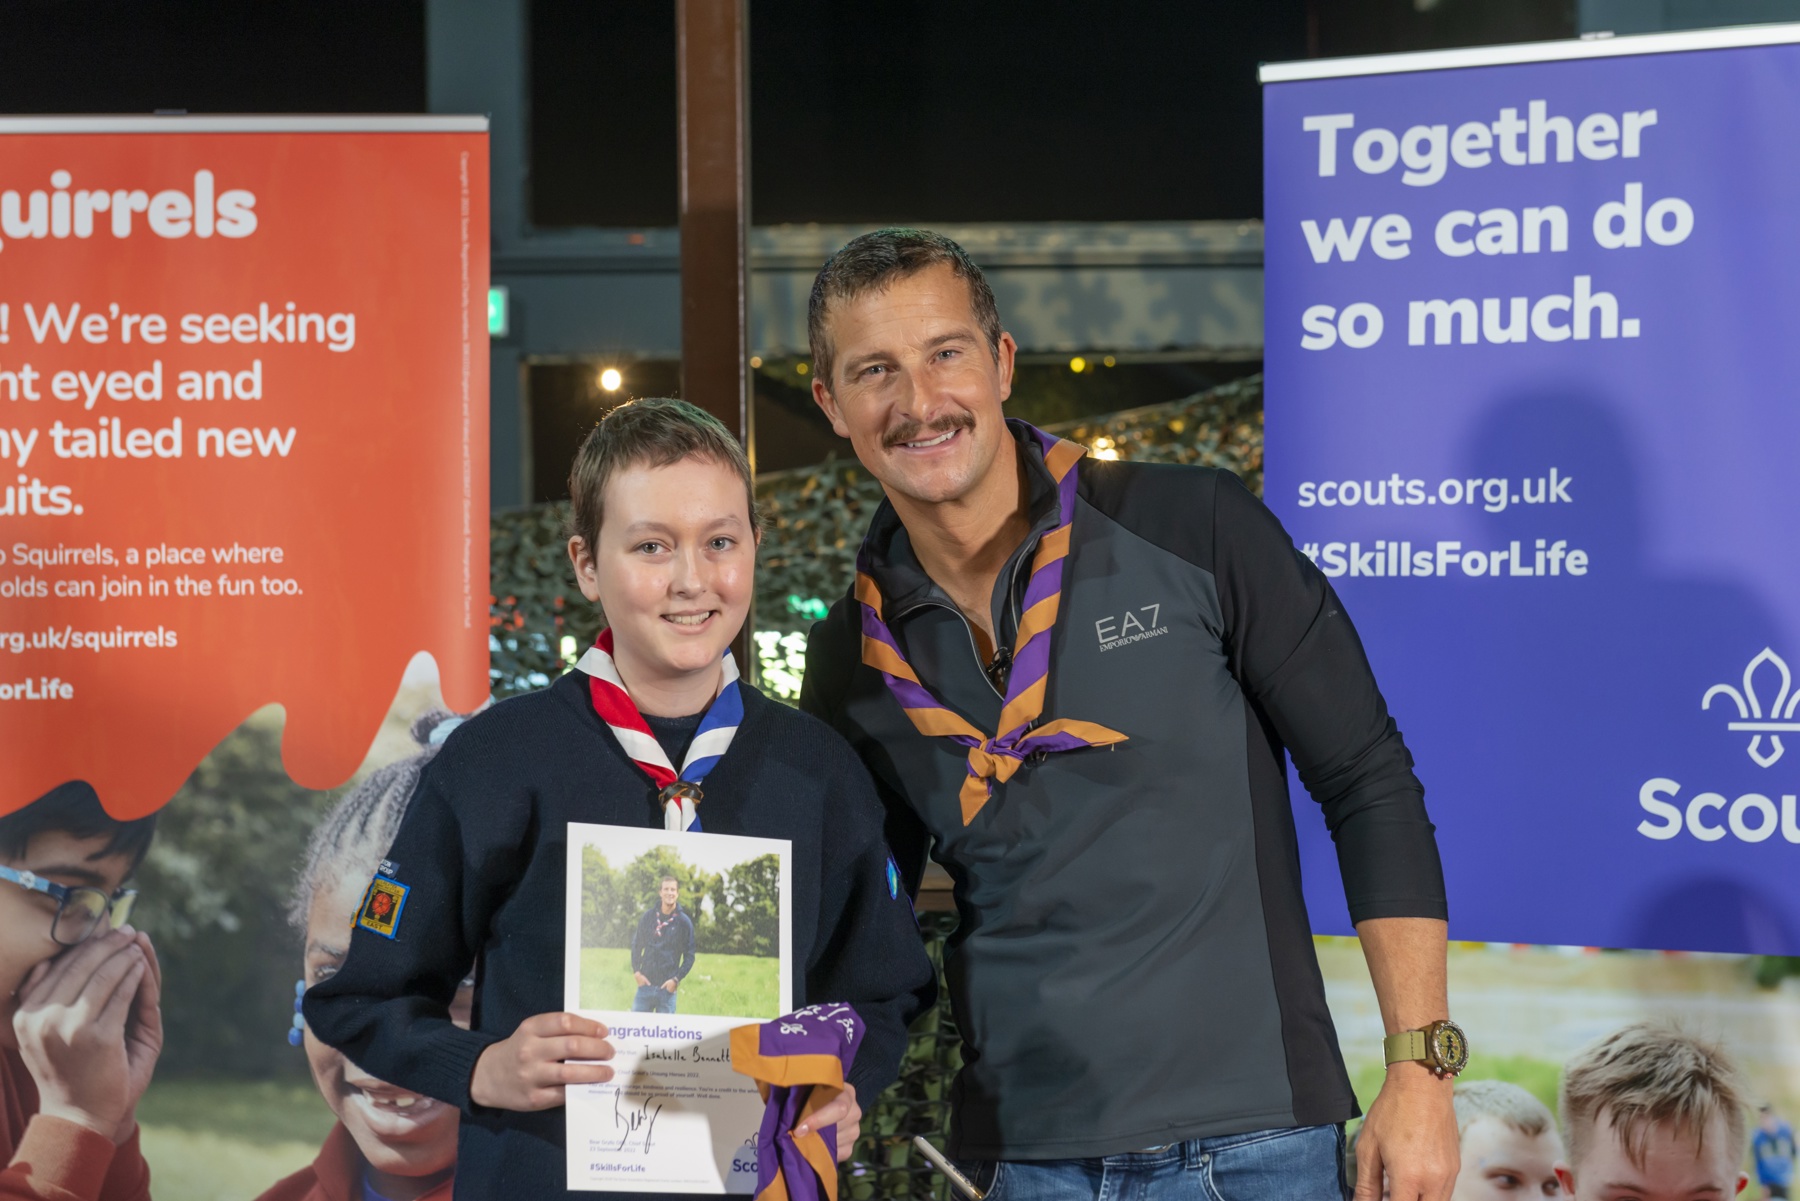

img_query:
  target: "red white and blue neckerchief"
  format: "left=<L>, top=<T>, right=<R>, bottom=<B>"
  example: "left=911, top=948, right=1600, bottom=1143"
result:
left=855, top=423, right=1129, bottom=825
left=577, top=627, right=743, bottom=832
left=729, top=1004, right=864, bottom=1201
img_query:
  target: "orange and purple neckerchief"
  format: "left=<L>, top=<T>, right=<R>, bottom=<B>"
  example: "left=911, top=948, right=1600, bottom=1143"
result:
left=855, top=423, right=1128, bottom=825
left=729, top=1004, right=864, bottom=1201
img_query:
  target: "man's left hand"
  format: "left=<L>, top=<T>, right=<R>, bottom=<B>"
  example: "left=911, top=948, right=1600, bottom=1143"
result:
left=660, top=979, right=678, bottom=993
left=794, top=1082, right=861, bottom=1162
left=1354, top=1062, right=1457, bottom=1201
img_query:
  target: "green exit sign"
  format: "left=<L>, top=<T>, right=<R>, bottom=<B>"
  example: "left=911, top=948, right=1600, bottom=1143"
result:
left=488, top=286, right=509, bottom=338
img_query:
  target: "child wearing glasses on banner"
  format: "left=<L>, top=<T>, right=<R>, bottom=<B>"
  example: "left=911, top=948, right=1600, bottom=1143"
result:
left=304, top=398, right=936, bottom=1199
left=0, top=781, right=160, bottom=1201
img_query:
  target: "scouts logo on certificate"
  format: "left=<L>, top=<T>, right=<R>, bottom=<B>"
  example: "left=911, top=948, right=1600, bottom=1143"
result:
left=357, top=876, right=410, bottom=939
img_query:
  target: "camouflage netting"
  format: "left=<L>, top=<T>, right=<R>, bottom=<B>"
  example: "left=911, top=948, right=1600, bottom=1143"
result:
left=844, top=910, right=964, bottom=1200
left=488, top=374, right=1263, bottom=1196
left=490, top=373, right=1264, bottom=695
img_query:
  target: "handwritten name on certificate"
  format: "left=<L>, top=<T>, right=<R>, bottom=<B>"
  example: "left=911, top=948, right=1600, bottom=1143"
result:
left=563, top=822, right=793, bottom=1193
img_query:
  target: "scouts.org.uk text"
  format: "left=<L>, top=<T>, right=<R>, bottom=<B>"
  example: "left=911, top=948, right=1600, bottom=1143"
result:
left=1295, top=468, right=1572, bottom=513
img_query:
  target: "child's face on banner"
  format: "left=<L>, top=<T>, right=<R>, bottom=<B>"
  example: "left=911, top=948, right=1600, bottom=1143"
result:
left=1557, top=1112, right=1747, bottom=1201
left=302, top=872, right=466, bottom=1178
left=0, top=831, right=134, bottom=1045
left=1452, top=1118, right=1563, bottom=1199
left=586, top=455, right=756, bottom=689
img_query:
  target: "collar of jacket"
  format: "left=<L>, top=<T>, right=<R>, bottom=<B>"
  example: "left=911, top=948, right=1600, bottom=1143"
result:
left=858, top=419, right=1067, bottom=623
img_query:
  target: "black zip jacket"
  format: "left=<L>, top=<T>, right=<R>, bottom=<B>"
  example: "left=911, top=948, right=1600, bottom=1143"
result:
left=801, top=421, right=1446, bottom=1160
left=304, top=670, right=936, bottom=1198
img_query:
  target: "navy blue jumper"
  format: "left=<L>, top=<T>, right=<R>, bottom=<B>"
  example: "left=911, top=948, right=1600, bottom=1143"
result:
left=304, top=670, right=936, bottom=1199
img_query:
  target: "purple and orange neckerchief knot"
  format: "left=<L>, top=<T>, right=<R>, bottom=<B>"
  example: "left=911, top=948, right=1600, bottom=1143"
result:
left=854, top=424, right=1128, bottom=825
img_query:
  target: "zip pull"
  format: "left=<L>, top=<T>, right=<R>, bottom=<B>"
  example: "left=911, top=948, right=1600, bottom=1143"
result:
left=986, top=645, right=1013, bottom=691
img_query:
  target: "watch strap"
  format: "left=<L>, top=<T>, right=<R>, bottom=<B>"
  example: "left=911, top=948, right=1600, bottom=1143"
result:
left=1383, top=1028, right=1430, bottom=1066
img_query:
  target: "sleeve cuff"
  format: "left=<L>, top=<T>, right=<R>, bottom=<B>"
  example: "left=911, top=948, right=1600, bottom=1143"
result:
left=846, top=1054, right=886, bottom=1108
left=99, top=1123, right=150, bottom=1201
left=12, top=1114, right=117, bottom=1200
left=425, top=1026, right=503, bottom=1114
left=843, top=1007, right=905, bottom=1104
left=1347, top=898, right=1450, bottom=924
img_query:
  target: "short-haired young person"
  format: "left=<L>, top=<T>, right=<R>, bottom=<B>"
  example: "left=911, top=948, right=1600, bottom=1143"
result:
left=629, top=876, right=694, bottom=1014
left=1556, top=1025, right=1749, bottom=1201
left=0, top=783, right=160, bottom=1201
left=799, top=229, right=1459, bottom=1199
left=305, top=399, right=936, bottom=1199
left=1450, top=1080, right=1562, bottom=1200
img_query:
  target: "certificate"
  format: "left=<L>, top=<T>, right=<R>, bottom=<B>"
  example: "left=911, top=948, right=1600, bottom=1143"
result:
left=563, top=822, right=792, bottom=1193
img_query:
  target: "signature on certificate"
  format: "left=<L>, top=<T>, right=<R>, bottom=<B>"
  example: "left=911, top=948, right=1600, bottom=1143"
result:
left=643, top=1043, right=733, bottom=1064
left=611, top=1086, right=668, bottom=1153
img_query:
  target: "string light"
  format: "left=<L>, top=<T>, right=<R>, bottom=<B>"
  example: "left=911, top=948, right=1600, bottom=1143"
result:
left=796, top=362, right=809, bottom=375
left=1069, top=356, right=1088, bottom=373
left=599, top=367, right=623, bottom=392
left=749, top=355, right=763, bottom=369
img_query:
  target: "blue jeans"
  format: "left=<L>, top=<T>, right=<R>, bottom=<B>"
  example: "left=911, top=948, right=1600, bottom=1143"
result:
left=632, top=983, right=678, bottom=1013
left=960, top=1124, right=1346, bottom=1201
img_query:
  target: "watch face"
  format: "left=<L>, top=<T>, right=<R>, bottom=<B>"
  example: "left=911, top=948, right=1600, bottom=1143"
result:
left=1431, top=1022, right=1470, bottom=1073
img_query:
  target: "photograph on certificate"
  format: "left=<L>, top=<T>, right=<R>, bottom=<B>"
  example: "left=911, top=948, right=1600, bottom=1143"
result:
left=563, top=822, right=792, bottom=1193
left=571, top=828, right=789, bottom=1019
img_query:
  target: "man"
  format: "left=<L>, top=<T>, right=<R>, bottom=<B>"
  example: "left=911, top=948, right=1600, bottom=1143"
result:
left=1555, top=1024, right=1749, bottom=1201
left=630, top=875, right=695, bottom=1014
left=1755, top=1103, right=1796, bottom=1200
left=800, top=229, right=1460, bottom=1199
left=1, top=782, right=161, bottom=1201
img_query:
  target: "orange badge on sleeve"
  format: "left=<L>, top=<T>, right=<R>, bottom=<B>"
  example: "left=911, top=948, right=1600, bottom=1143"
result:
left=357, top=876, right=410, bottom=939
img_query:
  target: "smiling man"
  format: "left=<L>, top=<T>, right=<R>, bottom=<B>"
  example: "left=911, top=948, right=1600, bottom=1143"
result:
left=630, top=876, right=694, bottom=1014
left=799, top=229, right=1461, bottom=1200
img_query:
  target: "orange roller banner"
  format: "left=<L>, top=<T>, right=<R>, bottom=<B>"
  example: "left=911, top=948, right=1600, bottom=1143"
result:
left=0, top=117, right=490, bottom=817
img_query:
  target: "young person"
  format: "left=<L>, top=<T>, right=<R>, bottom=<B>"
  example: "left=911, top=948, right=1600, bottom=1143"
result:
left=799, top=227, right=1458, bottom=1198
left=304, top=398, right=936, bottom=1199
left=0, top=782, right=160, bottom=1201
left=1450, top=1080, right=1563, bottom=1200
left=1556, top=1024, right=1749, bottom=1201
left=260, top=712, right=473, bottom=1201
left=1755, top=1104, right=1796, bottom=1201
left=628, top=876, right=693, bottom=1014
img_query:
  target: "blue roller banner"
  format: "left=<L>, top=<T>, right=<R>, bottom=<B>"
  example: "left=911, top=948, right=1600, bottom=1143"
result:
left=1263, top=30, right=1800, bottom=954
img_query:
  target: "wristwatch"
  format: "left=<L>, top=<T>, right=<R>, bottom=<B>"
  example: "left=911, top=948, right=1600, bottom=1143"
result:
left=1383, top=1020, right=1469, bottom=1078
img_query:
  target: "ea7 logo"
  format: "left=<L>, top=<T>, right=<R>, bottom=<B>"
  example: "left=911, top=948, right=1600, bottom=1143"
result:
left=1095, top=604, right=1167, bottom=652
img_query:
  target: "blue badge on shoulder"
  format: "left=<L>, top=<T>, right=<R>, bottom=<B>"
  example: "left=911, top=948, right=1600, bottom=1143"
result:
left=357, top=876, right=410, bottom=939
left=885, top=856, right=901, bottom=900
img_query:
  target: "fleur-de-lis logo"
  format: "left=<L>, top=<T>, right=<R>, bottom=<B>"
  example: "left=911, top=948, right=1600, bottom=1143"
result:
left=1703, top=648, right=1800, bottom=768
